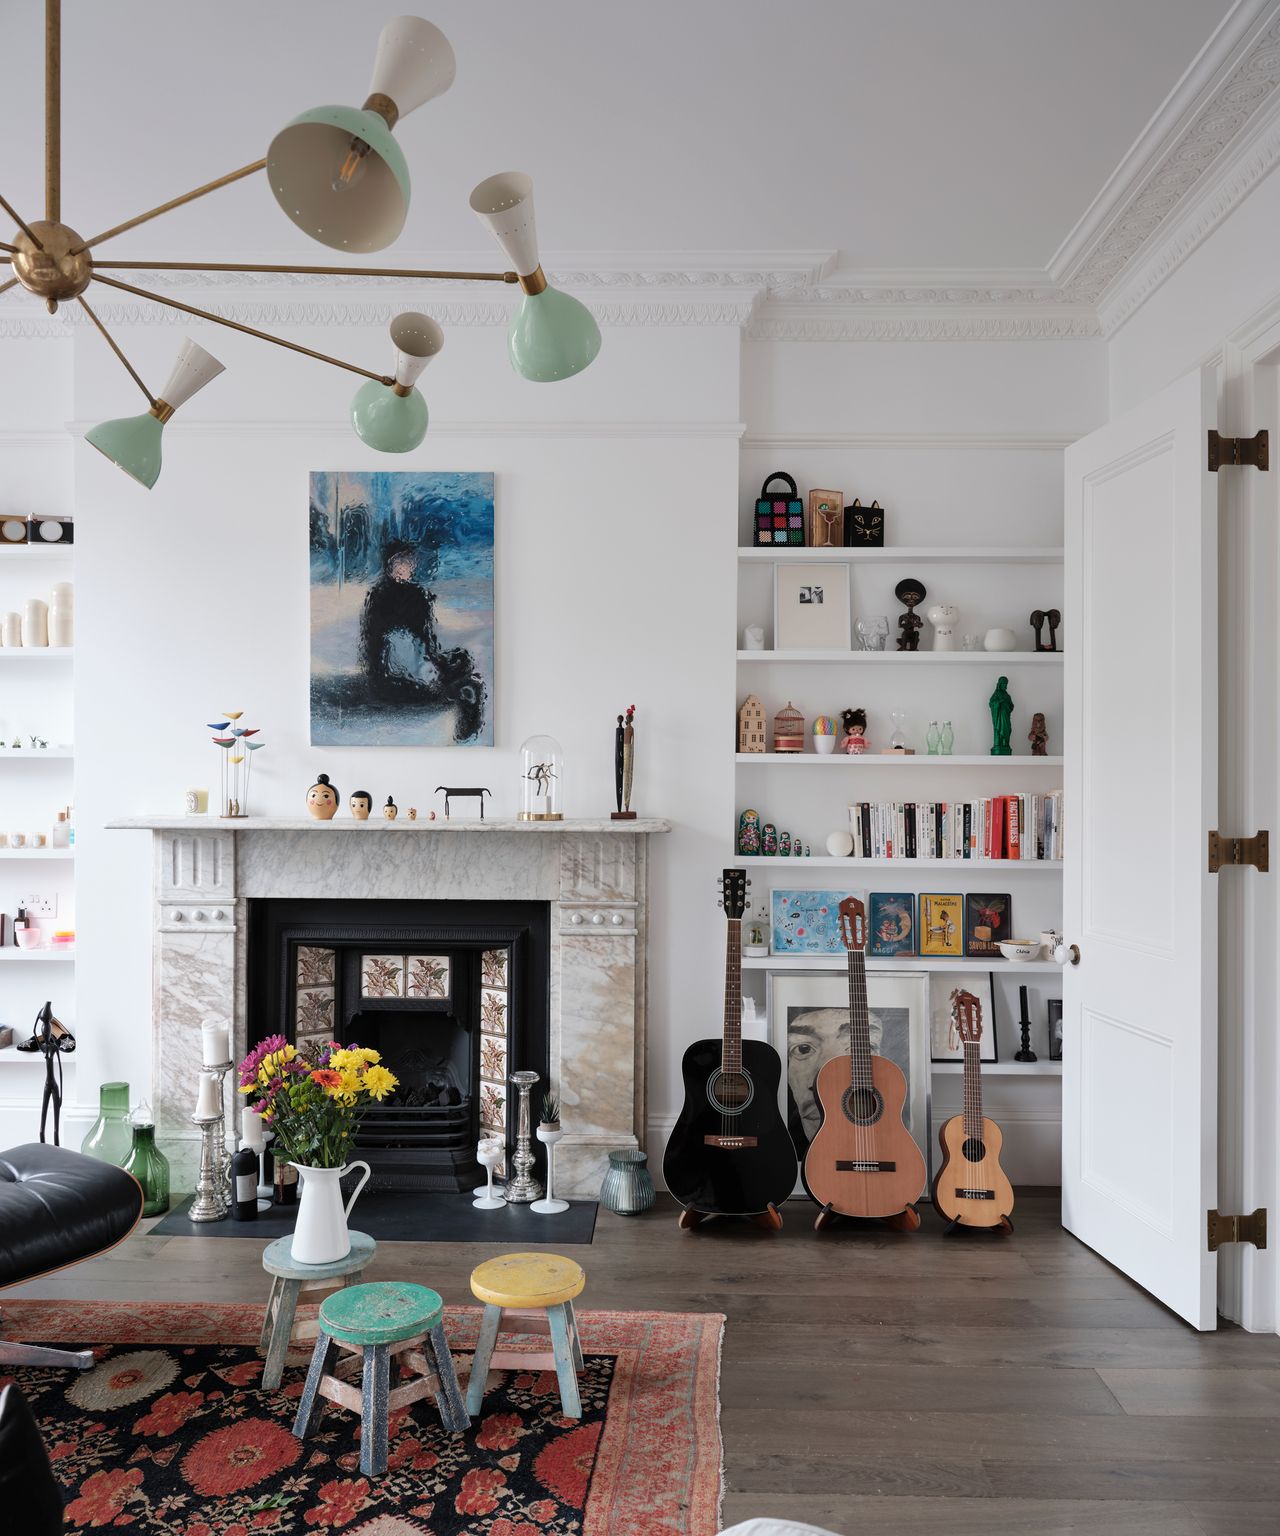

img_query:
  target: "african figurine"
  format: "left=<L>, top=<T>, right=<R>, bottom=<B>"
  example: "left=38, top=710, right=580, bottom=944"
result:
left=894, top=577, right=927, bottom=652
left=1030, top=608, right=1061, bottom=652
left=613, top=704, right=636, bottom=820
left=1029, top=712, right=1049, bottom=756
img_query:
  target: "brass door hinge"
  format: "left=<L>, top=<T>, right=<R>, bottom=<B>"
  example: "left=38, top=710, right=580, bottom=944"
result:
left=1207, top=1208, right=1267, bottom=1252
left=1208, top=830, right=1270, bottom=873
left=1208, top=429, right=1269, bottom=471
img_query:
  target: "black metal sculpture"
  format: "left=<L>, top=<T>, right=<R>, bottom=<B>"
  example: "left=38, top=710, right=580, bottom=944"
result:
left=434, top=785, right=492, bottom=819
left=15, top=1000, right=75, bottom=1144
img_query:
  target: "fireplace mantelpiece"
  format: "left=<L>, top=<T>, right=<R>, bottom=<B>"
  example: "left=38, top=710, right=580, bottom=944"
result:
left=111, top=817, right=670, bottom=1197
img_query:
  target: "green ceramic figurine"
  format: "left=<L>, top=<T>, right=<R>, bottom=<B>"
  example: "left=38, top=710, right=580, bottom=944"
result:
left=989, top=675, right=1014, bottom=756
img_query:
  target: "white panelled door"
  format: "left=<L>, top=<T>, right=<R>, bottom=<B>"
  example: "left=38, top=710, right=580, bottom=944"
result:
left=1062, top=367, right=1219, bottom=1330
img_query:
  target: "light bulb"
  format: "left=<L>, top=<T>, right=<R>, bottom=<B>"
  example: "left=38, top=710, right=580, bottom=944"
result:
left=332, top=136, right=371, bottom=192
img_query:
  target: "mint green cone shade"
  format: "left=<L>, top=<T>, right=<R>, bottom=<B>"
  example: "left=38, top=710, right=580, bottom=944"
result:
left=268, top=105, right=411, bottom=253
left=350, top=379, right=429, bottom=452
left=85, top=411, right=165, bottom=489
left=509, top=287, right=602, bottom=382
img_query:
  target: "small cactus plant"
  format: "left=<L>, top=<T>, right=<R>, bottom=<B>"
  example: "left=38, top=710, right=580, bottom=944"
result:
left=539, top=1091, right=561, bottom=1127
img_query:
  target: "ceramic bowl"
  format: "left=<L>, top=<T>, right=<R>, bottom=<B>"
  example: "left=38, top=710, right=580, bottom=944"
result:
left=15, top=928, right=42, bottom=949
left=997, top=938, right=1041, bottom=962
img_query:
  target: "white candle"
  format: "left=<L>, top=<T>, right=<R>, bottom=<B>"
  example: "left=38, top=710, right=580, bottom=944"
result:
left=201, top=1019, right=230, bottom=1066
left=241, top=1107, right=265, bottom=1153
left=194, top=1072, right=221, bottom=1118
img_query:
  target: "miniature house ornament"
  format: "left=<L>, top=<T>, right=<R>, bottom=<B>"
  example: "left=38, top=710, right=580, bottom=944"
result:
left=519, top=734, right=564, bottom=820
left=738, top=695, right=767, bottom=753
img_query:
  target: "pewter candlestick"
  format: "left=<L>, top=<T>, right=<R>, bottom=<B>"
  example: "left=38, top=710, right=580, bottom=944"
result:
left=504, top=1071, right=543, bottom=1203
left=189, top=1060, right=232, bottom=1222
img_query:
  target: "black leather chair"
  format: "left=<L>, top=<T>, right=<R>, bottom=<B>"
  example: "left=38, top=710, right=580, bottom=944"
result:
left=0, top=1383, right=63, bottom=1534
left=0, top=1142, right=143, bottom=1369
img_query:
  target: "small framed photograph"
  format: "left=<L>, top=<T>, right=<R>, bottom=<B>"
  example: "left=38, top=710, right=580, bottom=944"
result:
left=930, top=971, right=999, bottom=1063
left=807, top=488, right=844, bottom=548
left=774, top=563, right=851, bottom=650
left=964, top=892, right=1011, bottom=959
left=918, top=893, right=964, bottom=958
left=1048, top=998, right=1063, bottom=1060
left=868, top=892, right=916, bottom=957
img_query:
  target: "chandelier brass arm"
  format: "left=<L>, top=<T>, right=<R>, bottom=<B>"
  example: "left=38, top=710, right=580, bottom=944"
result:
left=0, top=192, right=42, bottom=251
left=70, top=160, right=270, bottom=256
left=45, top=0, right=60, bottom=222
left=0, top=277, right=18, bottom=297
left=92, top=259, right=520, bottom=284
left=77, top=295, right=156, bottom=407
left=90, top=273, right=394, bottom=385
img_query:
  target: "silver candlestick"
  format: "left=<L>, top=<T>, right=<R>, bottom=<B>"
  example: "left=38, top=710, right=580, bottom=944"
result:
left=189, top=1060, right=232, bottom=1222
left=504, top=1070, right=544, bottom=1203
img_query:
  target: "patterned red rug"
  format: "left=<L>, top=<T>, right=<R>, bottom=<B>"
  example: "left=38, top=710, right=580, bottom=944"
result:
left=2, top=1301, right=723, bottom=1536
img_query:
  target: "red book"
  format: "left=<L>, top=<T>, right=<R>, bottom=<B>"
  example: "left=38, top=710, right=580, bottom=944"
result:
left=1007, top=796, right=1020, bottom=860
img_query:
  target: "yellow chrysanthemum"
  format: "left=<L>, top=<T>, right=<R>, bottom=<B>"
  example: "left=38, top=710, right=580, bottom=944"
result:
left=363, top=1064, right=396, bottom=1101
left=355, top=1047, right=381, bottom=1065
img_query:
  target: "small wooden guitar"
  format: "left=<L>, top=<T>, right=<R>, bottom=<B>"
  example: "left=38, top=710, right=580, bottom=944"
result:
left=932, top=988, right=1015, bottom=1230
left=803, top=895, right=926, bottom=1229
left=662, top=869, right=798, bottom=1228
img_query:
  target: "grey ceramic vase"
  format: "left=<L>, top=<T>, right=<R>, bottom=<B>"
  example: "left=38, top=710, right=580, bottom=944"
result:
left=599, top=1148, right=656, bottom=1216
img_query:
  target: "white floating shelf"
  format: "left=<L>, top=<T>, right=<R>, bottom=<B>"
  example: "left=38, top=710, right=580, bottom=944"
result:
left=0, top=750, right=74, bottom=762
left=737, top=856, right=1062, bottom=870
left=0, top=544, right=73, bottom=562
left=931, top=1059, right=1062, bottom=1076
left=0, top=648, right=73, bottom=662
left=0, top=948, right=76, bottom=962
left=735, top=753, right=1063, bottom=767
left=0, top=1047, right=77, bottom=1066
left=742, top=954, right=1059, bottom=973
left=0, top=848, right=74, bottom=860
left=737, top=650, right=1063, bottom=665
left=738, top=546, right=1064, bottom=565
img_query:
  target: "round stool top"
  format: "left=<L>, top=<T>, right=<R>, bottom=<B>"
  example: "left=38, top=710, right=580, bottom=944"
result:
left=470, top=1252, right=585, bottom=1309
left=262, top=1230, right=376, bottom=1280
left=320, top=1281, right=443, bottom=1346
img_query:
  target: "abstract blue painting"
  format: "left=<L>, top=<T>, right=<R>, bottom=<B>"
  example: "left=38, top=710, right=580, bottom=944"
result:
left=770, top=890, right=850, bottom=954
left=309, top=471, right=494, bottom=746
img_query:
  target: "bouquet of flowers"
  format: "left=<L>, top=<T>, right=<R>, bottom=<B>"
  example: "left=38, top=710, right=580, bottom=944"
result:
left=238, top=1035, right=397, bottom=1169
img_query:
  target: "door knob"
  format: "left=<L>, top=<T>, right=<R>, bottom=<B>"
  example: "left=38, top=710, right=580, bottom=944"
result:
left=1054, top=942, right=1081, bottom=966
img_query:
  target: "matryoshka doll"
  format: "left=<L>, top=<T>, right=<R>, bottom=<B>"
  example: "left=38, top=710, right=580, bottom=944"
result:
left=762, top=822, right=778, bottom=857
left=779, top=830, right=792, bottom=857
left=306, top=774, right=340, bottom=820
left=383, top=796, right=399, bottom=821
left=350, top=790, right=372, bottom=820
left=737, top=808, right=761, bottom=856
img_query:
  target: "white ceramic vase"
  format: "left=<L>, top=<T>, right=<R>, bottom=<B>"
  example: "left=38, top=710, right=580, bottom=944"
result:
left=48, top=582, right=74, bottom=648
left=984, top=627, right=1017, bottom=652
left=290, top=1160, right=371, bottom=1264
left=22, top=598, right=48, bottom=648
left=2, top=613, right=20, bottom=648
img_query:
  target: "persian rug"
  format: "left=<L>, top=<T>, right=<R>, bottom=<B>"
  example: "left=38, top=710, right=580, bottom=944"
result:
left=3, top=1301, right=723, bottom=1536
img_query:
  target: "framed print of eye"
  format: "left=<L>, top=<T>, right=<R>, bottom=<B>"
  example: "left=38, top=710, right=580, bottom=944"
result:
left=844, top=499, right=885, bottom=548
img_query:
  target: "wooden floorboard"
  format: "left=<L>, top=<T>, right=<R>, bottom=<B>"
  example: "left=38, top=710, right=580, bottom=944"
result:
left=9, top=1193, right=1280, bottom=1532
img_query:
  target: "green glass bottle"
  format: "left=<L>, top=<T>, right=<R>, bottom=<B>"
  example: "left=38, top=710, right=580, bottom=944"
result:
left=81, top=1081, right=133, bottom=1166
left=122, top=1103, right=170, bottom=1217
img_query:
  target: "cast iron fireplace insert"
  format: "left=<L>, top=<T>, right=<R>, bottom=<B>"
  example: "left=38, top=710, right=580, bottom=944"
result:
left=245, top=898, right=550, bottom=1192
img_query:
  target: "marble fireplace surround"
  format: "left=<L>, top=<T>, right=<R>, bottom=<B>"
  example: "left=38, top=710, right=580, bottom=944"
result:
left=110, top=818, right=671, bottom=1198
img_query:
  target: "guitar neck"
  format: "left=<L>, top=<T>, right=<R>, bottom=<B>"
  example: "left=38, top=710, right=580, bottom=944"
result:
left=722, top=916, right=742, bottom=1075
left=963, top=1041, right=985, bottom=1139
left=847, top=943, right=874, bottom=1091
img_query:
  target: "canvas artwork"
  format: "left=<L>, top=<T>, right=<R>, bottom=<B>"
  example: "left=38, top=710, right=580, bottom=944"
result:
left=868, top=892, right=916, bottom=957
left=771, top=890, right=851, bottom=954
left=310, top=470, right=494, bottom=746
left=964, top=891, right=1011, bottom=958
left=770, top=970, right=931, bottom=1171
left=918, top=892, right=964, bottom=957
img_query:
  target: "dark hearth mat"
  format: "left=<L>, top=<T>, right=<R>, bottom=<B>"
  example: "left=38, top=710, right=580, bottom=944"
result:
left=149, top=1190, right=598, bottom=1244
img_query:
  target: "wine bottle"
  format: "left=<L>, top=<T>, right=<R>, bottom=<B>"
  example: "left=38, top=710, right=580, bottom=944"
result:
left=231, top=1143, right=259, bottom=1220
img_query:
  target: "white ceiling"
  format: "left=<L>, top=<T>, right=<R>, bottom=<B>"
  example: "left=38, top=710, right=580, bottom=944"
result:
left=0, top=0, right=1241, bottom=274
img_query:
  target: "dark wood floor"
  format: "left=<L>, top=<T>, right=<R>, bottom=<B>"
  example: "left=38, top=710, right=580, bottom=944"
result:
left=11, top=1194, right=1280, bottom=1533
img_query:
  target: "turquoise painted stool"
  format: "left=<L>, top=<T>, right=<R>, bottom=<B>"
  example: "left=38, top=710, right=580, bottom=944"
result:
left=467, top=1252, right=586, bottom=1420
left=292, top=1281, right=469, bottom=1476
left=259, top=1231, right=376, bottom=1390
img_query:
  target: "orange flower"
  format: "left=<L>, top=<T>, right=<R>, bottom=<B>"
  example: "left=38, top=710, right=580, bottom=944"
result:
left=308, top=1068, right=342, bottom=1089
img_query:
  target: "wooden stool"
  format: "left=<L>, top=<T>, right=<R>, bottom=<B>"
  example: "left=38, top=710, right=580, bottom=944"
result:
left=259, top=1231, right=376, bottom=1390
left=467, top=1252, right=586, bottom=1419
left=292, top=1281, right=469, bottom=1476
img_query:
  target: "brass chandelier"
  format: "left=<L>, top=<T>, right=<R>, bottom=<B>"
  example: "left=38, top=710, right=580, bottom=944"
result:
left=1, top=2, right=602, bottom=487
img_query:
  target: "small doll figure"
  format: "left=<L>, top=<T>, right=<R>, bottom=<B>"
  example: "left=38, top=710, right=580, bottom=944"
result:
left=383, top=795, right=399, bottom=820
left=1028, top=712, right=1049, bottom=757
left=306, top=774, right=340, bottom=820
left=407, top=807, right=418, bottom=820
left=349, top=790, right=372, bottom=820
left=841, top=707, right=868, bottom=755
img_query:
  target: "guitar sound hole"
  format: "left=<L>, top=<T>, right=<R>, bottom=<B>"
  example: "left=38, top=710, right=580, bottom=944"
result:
left=841, top=1085, right=883, bottom=1126
left=962, top=1137, right=987, bottom=1163
left=707, top=1069, right=754, bottom=1115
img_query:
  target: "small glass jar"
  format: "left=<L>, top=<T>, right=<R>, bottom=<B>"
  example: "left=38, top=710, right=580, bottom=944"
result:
left=81, top=1082, right=133, bottom=1166
left=519, top=735, right=564, bottom=821
left=122, top=1102, right=170, bottom=1217
left=600, top=1148, right=656, bottom=1217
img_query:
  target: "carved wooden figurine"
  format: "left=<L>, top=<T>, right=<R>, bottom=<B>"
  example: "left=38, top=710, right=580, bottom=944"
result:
left=1030, top=608, right=1061, bottom=652
left=306, top=774, right=340, bottom=820
left=1028, top=712, right=1049, bottom=756
left=612, top=704, right=637, bottom=820
left=895, top=578, right=927, bottom=652
left=349, top=790, right=372, bottom=820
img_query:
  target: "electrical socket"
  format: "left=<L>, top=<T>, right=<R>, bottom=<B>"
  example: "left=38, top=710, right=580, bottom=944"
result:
left=18, top=893, right=56, bottom=918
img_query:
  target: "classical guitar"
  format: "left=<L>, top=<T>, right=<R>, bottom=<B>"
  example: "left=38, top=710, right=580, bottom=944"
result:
left=803, top=894, right=926, bottom=1229
left=933, top=988, right=1015, bottom=1230
left=663, top=869, right=798, bottom=1229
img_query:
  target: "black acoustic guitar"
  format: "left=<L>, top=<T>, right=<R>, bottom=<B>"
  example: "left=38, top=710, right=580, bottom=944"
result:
left=663, top=869, right=798, bottom=1229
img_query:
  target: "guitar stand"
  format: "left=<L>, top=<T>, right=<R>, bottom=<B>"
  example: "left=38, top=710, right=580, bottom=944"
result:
left=942, top=1213, right=1015, bottom=1236
left=677, top=1202, right=783, bottom=1233
left=814, top=1202, right=921, bottom=1234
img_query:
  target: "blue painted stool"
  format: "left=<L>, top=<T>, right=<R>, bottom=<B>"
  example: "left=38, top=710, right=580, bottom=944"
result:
left=259, top=1231, right=376, bottom=1391
left=292, top=1281, right=469, bottom=1476
left=467, top=1252, right=586, bottom=1420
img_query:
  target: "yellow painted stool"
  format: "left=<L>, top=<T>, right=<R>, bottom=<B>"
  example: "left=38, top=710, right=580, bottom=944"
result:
left=467, top=1252, right=586, bottom=1419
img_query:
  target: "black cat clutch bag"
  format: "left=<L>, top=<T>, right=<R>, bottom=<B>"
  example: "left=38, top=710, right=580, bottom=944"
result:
left=844, top=498, right=885, bottom=547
